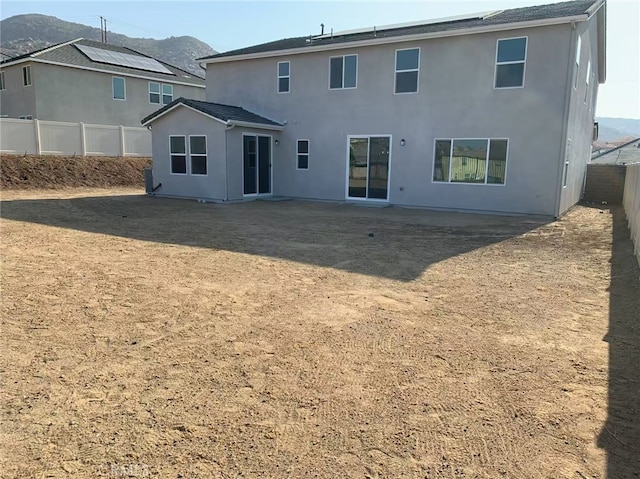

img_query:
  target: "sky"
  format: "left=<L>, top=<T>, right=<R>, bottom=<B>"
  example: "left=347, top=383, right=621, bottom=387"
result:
left=1, top=0, right=639, bottom=119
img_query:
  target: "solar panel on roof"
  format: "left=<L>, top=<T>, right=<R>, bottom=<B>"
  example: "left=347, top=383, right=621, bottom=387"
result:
left=75, top=44, right=174, bottom=75
left=312, top=11, right=498, bottom=39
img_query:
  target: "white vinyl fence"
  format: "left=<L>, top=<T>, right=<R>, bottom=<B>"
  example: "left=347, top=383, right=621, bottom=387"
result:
left=623, top=163, right=640, bottom=266
left=0, top=118, right=151, bottom=156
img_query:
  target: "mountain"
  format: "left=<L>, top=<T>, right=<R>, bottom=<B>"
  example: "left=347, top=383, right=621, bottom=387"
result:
left=0, top=14, right=216, bottom=76
left=596, top=117, right=640, bottom=142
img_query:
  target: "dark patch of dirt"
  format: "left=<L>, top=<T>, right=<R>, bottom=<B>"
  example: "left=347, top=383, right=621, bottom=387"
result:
left=0, top=154, right=151, bottom=190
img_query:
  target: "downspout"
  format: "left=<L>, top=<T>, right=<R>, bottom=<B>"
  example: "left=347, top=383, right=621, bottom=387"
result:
left=224, top=123, right=235, bottom=201
left=553, top=22, right=578, bottom=219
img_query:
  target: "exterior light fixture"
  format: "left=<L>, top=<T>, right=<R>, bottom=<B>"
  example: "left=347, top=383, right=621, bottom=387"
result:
left=274, top=139, right=280, bottom=146
left=400, top=139, right=406, bottom=146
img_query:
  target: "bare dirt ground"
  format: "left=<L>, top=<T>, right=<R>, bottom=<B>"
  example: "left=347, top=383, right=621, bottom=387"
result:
left=0, top=155, right=150, bottom=190
left=1, top=188, right=638, bottom=478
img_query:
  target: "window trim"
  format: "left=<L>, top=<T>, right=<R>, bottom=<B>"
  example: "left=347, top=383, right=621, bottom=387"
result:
left=148, top=82, right=161, bottom=104
left=162, top=84, right=173, bottom=105
left=394, top=47, right=420, bottom=95
left=584, top=60, right=591, bottom=104
left=169, top=135, right=187, bottom=175
left=296, top=139, right=310, bottom=170
left=431, top=137, right=509, bottom=187
left=563, top=138, right=571, bottom=188
left=328, top=54, right=358, bottom=90
left=277, top=61, right=290, bottom=94
left=22, top=65, right=32, bottom=87
left=493, top=36, right=527, bottom=90
left=112, top=76, right=126, bottom=101
left=188, top=134, right=208, bottom=176
left=0, top=71, right=5, bottom=91
left=573, top=36, right=582, bottom=91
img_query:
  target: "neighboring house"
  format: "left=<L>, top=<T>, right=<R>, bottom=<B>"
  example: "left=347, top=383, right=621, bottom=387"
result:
left=143, top=0, right=606, bottom=217
left=592, top=137, right=640, bottom=164
left=0, top=38, right=205, bottom=126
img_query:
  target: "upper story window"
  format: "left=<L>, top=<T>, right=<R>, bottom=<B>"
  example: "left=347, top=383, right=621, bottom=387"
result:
left=162, top=84, right=173, bottom=104
left=573, top=36, right=582, bottom=90
left=433, top=138, right=508, bottom=185
left=149, top=82, right=173, bottom=104
left=22, top=65, right=32, bottom=87
left=149, top=82, right=161, bottom=103
left=395, top=48, right=419, bottom=94
left=277, top=61, right=290, bottom=93
left=112, top=77, right=126, bottom=100
left=584, top=61, right=591, bottom=104
left=297, top=140, right=309, bottom=170
left=329, top=54, right=357, bottom=90
left=0, top=71, right=5, bottom=91
left=494, top=37, right=527, bottom=88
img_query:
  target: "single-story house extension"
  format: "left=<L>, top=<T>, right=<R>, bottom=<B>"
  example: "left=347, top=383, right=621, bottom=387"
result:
left=0, top=38, right=206, bottom=127
left=143, top=0, right=606, bottom=217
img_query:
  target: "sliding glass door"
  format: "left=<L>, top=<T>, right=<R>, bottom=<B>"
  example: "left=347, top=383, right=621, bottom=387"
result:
left=347, top=136, right=391, bottom=200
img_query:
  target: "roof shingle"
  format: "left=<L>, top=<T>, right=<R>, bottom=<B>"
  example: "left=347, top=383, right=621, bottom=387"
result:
left=199, top=0, right=599, bottom=61
left=1, top=38, right=205, bottom=85
left=141, top=98, right=283, bottom=127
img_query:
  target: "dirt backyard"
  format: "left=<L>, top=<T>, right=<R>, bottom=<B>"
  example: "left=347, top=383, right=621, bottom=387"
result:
left=1, top=188, right=638, bottom=478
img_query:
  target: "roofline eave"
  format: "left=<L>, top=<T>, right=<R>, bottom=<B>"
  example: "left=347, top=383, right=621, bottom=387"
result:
left=141, top=101, right=284, bottom=130
left=228, top=120, right=284, bottom=131
left=199, top=14, right=589, bottom=64
left=0, top=57, right=205, bottom=87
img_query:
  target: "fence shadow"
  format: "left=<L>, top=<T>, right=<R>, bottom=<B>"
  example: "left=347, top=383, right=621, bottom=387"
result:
left=597, top=206, right=640, bottom=477
left=0, top=194, right=547, bottom=282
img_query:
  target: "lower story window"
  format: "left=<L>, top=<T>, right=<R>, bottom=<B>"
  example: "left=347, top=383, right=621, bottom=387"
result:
left=190, top=135, right=207, bottom=175
left=170, top=136, right=186, bottom=174
left=297, top=139, right=309, bottom=169
left=433, top=138, right=508, bottom=185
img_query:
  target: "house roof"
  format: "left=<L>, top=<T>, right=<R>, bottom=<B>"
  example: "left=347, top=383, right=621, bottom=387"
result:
left=141, top=97, right=284, bottom=130
left=592, top=137, right=640, bottom=164
left=0, top=38, right=205, bottom=87
left=199, top=0, right=603, bottom=62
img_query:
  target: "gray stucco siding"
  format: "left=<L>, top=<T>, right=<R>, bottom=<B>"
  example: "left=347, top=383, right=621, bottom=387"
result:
left=2, top=62, right=205, bottom=126
left=150, top=107, right=227, bottom=200
left=206, top=24, right=573, bottom=215
left=0, top=62, right=37, bottom=118
left=558, top=15, right=600, bottom=216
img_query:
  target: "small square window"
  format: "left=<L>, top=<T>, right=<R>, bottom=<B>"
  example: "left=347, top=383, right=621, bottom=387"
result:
left=297, top=140, right=309, bottom=170
left=329, top=55, right=357, bottom=90
left=112, top=77, right=126, bottom=100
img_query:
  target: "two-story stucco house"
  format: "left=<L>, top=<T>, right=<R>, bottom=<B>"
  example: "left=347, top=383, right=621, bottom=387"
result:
left=0, top=38, right=206, bottom=127
left=142, top=0, right=606, bottom=217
